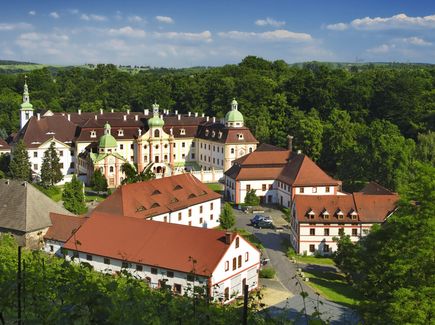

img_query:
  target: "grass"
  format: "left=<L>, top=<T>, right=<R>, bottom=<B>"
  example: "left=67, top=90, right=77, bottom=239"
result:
left=259, top=267, right=276, bottom=279
left=33, top=184, right=63, bottom=202
left=206, top=183, right=222, bottom=193
left=302, top=268, right=361, bottom=307
left=233, top=228, right=264, bottom=250
left=295, top=255, right=336, bottom=266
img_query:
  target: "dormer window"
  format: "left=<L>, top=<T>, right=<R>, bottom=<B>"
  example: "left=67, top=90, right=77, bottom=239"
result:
left=90, top=130, right=96, bottom=138
left=238, top=134, right=244, bottom=140
left=212, top=131, right=216, bottom=137
left=307, top=209, right=315, bottom=219
left=180, top=128, right=186, bottom=135
left=174, top=184, right=183, bottom=190
left=350, top=209, right=358, bottom=220
left=336, top=209, right=344, bottom=219
left=218, top=131, right=223, bottom=139
left=322, top=209, right=329, bottom=219
left=151, top=203, right=160, bottom=208
left=188, top=193, right=197, bottom=199
left=205, top=129, right=209, bottom=136
left=152, top=189, right=161, bottom=195
left=118, top=129, right=124, bottom=136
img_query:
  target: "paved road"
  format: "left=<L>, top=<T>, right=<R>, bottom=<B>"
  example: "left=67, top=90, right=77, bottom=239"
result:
left=234, top=208, right=359, bottom=324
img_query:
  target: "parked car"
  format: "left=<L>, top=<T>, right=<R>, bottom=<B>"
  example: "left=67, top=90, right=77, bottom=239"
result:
left=250, top=214, right=272, bottom=226
left=254, top=220, right=275, bottom=229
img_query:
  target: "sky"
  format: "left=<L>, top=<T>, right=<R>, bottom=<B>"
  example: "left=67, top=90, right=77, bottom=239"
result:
left=0, top=0, right=434, bottom=67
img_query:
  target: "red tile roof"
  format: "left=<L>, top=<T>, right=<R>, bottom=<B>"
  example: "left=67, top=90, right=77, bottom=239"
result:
left=0, top=138, right=10, bottom=151
left=359, top=182, right=396, bottom=195
left=294, top=192, right=398, bottom=223
left=44, top=213, right=87, bottom=242
left=92, top=174, right=221, bottom=218
left=63, top=212, right=238, bottom=276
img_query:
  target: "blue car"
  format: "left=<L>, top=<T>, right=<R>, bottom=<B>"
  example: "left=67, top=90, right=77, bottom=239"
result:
left=250, top=215, right=272, bottom=226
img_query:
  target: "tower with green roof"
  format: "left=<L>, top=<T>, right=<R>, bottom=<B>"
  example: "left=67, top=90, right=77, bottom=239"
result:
left=98, top=122, right=117, bottom=152
left=148, top=103, right=165, bottom=136
left=225, top=99, right=244, bottom=128
left=20, top=76, right=34, bottom=129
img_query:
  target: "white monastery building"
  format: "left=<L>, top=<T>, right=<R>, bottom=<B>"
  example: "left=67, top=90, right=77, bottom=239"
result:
left=12, top=80, right=258, bottom=186
left=290, top=182, right=398, bottom=256
left=91, top=174, right=222, bottom=229
left=62, top=213, right=261, bottom=303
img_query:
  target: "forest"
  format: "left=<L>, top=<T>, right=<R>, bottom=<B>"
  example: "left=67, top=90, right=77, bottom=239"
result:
left=0, top=56, right=434, bottom=191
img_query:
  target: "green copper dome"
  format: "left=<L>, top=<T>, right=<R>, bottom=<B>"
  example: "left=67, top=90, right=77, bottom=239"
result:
left=20, top=102, right=33, bottom=110
left=148, top=115, right=165, bottom=128
left=225, top=110, right=244, bottom=123
left=99, top=123, right=117, bottom=148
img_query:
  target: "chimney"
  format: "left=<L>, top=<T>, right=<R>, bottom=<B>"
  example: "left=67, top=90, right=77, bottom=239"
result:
left=201, top=113, right=205, bottom=117
left=194, top=112, right=198, bottom=117
left=177, top=114, right=181, bottom=120
left=135, top=115, right=138, bottom=121
left=206, top=116, right=209, bottom=122
left=94, top=115, right=97, bottom=120
left=175, top=110, right=178, bottom=115
left=67, top=114, right=71, bottom=121
left=188, top=112, right=191, bottom=117
left=111, top=109, right=114, bottom=113
left=78, top=109, right=81, bottom=115
left=127, top=109, right=130, bottom=115
left=138, top=128, right=142, bottom=136
left=123, top=115, right=127, bottom=121
left=37, top=113, right=40, bottom=120
left=212, top=117, right=216, bottom=123
left=160, top=114, right=163, bottom=120
left=287, top=135, right=293, bottom=151
left=225, top=232, right=233, bottom=245
left=100, top=109, right=103, bottom=115
left=144, top=109, right=149, bottom=115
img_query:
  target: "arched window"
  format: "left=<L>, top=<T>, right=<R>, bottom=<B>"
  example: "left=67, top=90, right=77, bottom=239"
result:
left=154, top=129, right=160, bottom=138
left=238, top=255, right=242, bottom=268
left=235, top=237, right=239, bottom=248
left=109, top=166, right=114, bottom=173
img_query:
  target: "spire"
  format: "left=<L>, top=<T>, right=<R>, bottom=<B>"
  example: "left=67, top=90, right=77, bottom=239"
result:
left=231, top=98, right=238, bottom=111
left=152, top=102, right=160, bottom=117
left=104, top=122, right=111, bottom=135
left=23, top=75, right=31, bottom=105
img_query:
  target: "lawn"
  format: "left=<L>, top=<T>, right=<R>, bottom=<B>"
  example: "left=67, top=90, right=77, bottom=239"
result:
left=295, top=255, right=336, bottom=266
left=302, top=267, right=361, bottom=307
left=206, top=183, right=222, bottom=193
left=233, top=228, right=264, bottom=250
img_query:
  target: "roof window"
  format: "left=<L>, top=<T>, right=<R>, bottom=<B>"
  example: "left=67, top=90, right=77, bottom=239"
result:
left=174, top=184, right=183, bottom=190
left=90, top=130, right=96, bottom=138
left=237, top=134, right=244, bottom=140
left=180, top=128, right=186, bottom=135
left=151, top=203, right=160, bottom=208
left=188, top=193, right=197, bottom=199
left=152, top=189, right=161, bottom=195
left=118, top=129, right=124, bottom=136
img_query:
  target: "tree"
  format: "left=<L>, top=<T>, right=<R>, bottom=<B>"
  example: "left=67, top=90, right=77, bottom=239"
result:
left=90, top=169, right=108, bottom=192
left=121, top=162, right=155, bottom=185
left=291, top=109, right=324, bottom=161
left=219, top=203, right=235, bottom=230
left=415, top=131, right=435, bottom=165
left=62, top=175, right=87, bottom=214
left=40, top=142, right=63, bottom=187
left=244, top=189, right=260, bottom=206
left=8, top=139, right=31, bottom=181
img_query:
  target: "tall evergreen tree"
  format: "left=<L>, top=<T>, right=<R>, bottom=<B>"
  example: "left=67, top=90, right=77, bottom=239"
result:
left=219, top=203, right=235, bottom=230
left=62, top=175, right=87, bottom=214
left=8, top=139, right=31, bottom=181
left=90, top=169, right=108, bottom=192
left=244, top=189, right=260, bottom=206
left=40, top=142, right=63, bottom=188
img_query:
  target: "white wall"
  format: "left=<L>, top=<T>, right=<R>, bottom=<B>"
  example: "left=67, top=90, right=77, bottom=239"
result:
left=238, top=180, right=276, bottom=205
left=44, top=239, right=64, bottom=256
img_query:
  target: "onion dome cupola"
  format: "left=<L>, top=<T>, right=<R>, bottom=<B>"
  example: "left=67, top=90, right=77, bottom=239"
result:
left=225, top=98, right=244, bottom=128
left=98, top=122, right=118, bottom=150
left=147, top=103, right=165, bottom=128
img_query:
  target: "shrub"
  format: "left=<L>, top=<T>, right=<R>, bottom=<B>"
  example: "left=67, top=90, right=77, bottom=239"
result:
left=286, top=247, right=296, bottom=258
left=259, top=267, right=276, bottom=279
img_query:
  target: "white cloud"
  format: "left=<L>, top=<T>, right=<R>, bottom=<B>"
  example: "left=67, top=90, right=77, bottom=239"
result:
left=367, top=44, right=393, bottom=54
left=50, top=12, right=60, bottom=19
left=28, top=11, right=36, bottom=16
left=0, top=23, right=32, bottom=31
left=153, top=30, right=212, bottom=42
left=80, top=14, right=107, bottom=22
left=128, top=15, right=144, bottom=23
left=255, top=17, right=285, bottom=27
left=329, top=13, right=435, bottom=31
left=16, top=32, right=70, bottom=58
left=69, top=9, right=79, bottom=15
left=399, top=36, right=432, bottom=46
left=155, top=16, right=174, bottom=24
left=326, top=22, right=348, bottom=31
left=108, top=26, right=146, bottom=38
left=218, top=29, right=312, bottom=42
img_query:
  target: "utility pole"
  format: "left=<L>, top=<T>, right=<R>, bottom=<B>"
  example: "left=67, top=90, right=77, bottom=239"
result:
left=242, top=284, right=249, bottom=325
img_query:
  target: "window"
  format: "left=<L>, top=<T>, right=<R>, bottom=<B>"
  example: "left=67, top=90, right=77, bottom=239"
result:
left=73, top=251, right=79, bottom=258
left=192, top=142, right=195, bottom=147
left=182, top=154, right=185, bottom=159
left=122, top=262, right=128, bottom=268
left=230, top=148, right=235, bottom=154
left=90, top=130, right=96, bottom=138
left=352, top=229, right=358, bottom=236
left=136, top=265, right=143, bottom=271
left=210, top=214, right=213, bottom=220
left=199, top=217, right=203, bottom=224
left=178, top=212, right=182, bottom=221
left=164, top=216, right=167, bottom=222
left=312, top=187, right=317, bottom=193
left=245, top=252, right=249, bottom=262
left=86, top=254, right=92, bottom=261
left=324, top=228, right=330, bottom=236
left=167, top=271, right=174, bottom=278
left=151, top=268, right=158, bottom=275
left=188, top=221, right=192, bottom=226
left=232, top=258, right=237, bottom=271
left=199, top=206, right=203, bottom=213
left=118, top=129, right=124, bottom=136
left=249, top=147, right=253, bottom=153
left=164, top=154, right=168, bottom=161
left=188, top=209, right=192, bottom=217
left=246, top=185, right=251, bottom=191
left=224, top=288, right=229, bottom=301
left=182, top=142, right=185, bottom=148
left=325, top=186, right=330, bottom=193
left=187, top=274, right=194, bottom=282
left=269, top=184, right=273, bottom=190
left=310, top=228, right=315, bottom=236
left=339, top=228, right=344, bottom=236
left=33, top=164, right=38, bottom=170
left=109, top=166, right=114, bottom=173
left=225, top=261, right=229, bottom=271
left=191, top=153, right=195, bottom=159
left=235, top=237, right=240, bottom=248
left=130, top=144, right=134, bottom=149
left=49, top=245, right=54, bottom=252
left=173, top=283, right=182, bottom=294
left=210, top=202, right=214, bottom=210
left=154, top=129, right=160, bottom=138
left=262, top=184, right=267, bottom=191
left=104, top=258, right=110, bottom=265
left=300, top=187, right=304, bottom=194
left=120, top=144, right=124, bottom=150
left=309, top=245, right=315, bottom=252
left=238, top=255, right=242, bottom=268
left=323, top=244, right=330, bottom=253
left=33, top=151, right=38, bottom=157
left=238, top=134, right=244, bottom=140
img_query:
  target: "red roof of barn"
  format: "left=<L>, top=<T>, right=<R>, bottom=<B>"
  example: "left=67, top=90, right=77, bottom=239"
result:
left=44, top=213, right=87, bottom=242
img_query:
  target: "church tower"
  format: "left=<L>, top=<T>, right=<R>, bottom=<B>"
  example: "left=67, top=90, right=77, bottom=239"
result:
left=20, top=76, right=34, bottom=129
left=225, top=99, right=244, bottom=128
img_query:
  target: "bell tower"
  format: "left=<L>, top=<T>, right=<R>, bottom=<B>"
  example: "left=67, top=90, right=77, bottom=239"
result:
left=20, top=76, right=34, bottom=129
